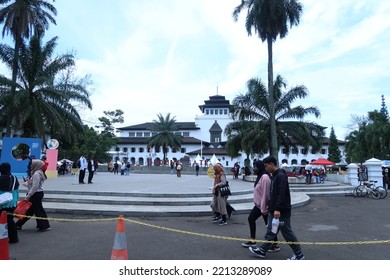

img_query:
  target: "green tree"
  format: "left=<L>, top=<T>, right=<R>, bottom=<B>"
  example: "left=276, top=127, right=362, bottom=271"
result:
left=0, top=35, right=92, bottom=144
left=346, top=96, right=390, bottom=162
left=0, top=0, right=57, bottom=135
left=225, top=75, right=324, bottom=158
left=233, top=0, right=303, bottom=159
left=148, top=113, right=183, bottom=164
left=97, top=109, right=124, bottom=134
left=327, top=127, right=341, bottom=163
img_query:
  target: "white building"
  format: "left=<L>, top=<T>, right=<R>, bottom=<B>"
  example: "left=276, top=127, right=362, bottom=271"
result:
left=110, top=95, right=345, bottom=167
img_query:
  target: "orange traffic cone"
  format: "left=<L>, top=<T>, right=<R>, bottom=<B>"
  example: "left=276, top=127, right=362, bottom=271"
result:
left=110, top=215, right=128, bottom=260
left=0, top=211, right=10, bottom=260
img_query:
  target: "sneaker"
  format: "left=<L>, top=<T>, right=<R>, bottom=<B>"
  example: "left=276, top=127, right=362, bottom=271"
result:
left=242, top=241, right=257, bottom=248
left=218, top=220, right=227, bottom=226
left=212, top=216, right=221, bottom=222
left=249, top=247, right=266, bottom=258
left=37, top=227, right=51, bottom=232
left=287, top=254, right=305, bottom=260
left=268, top=246, right=281, bottom=253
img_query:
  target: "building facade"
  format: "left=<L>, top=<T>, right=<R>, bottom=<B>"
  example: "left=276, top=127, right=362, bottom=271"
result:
left=110, top=95, right=346, bottom=167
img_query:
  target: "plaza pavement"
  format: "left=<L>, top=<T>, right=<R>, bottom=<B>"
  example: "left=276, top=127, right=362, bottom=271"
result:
left=20, top=171, right=354, bottom=216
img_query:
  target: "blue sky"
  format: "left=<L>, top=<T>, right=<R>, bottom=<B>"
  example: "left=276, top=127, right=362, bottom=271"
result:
left=1, top=0, right=389, bottom=139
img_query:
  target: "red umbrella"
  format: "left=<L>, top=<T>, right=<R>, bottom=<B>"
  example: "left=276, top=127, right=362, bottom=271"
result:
left=311, top=158, right=335, bottom=166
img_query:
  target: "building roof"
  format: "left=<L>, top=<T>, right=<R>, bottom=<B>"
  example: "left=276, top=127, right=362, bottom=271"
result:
left=118, top=122, right=199, bottom=131
left=186, top=147, right=238, bottom=156
left=116, top=137, right=208, bottom=145
left=198, top=95, right=231, bottom=113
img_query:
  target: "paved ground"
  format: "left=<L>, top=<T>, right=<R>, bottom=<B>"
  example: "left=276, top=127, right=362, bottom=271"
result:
left=6, top=173, right=390, bottom=260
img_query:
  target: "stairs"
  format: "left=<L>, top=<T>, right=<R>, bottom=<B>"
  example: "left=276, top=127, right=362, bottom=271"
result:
left=20, top=173, right=354, bottom=217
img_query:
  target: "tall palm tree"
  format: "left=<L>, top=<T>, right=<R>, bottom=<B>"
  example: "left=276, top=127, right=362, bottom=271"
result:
left=148, top=113, right=183, bottom=164
left=233, top=0, right=303, bottom=159
left=0, top=35, right=92, bottom=144
left=0, top=0, right=57, bottom=135
left=225, top=75, right=325, bottom=158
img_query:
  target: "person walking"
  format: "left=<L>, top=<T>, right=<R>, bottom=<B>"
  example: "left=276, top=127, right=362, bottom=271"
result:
left=242, top=160, right=280, bottom=252
left=249, top=156, right=304, bottom=260
left=210, top=164, right=228, bottom=225
left=15, top=160, right=51, bottom=232
left=78, top=155, right=88, bottom=184
left=195, top=163, right=200, bottom=176
left=0, top=162, right=20, bottom=243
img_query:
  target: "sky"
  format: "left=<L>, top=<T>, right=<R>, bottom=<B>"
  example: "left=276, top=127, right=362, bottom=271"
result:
left=1, top=0, right=390, bottom=140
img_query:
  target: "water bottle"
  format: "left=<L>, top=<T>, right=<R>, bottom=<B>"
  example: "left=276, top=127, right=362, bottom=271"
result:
left=271, top=218, right=280, bottom=234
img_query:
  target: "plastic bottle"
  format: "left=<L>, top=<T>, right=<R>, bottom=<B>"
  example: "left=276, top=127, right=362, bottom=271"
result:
left=271, top=218, right=280, bottom=234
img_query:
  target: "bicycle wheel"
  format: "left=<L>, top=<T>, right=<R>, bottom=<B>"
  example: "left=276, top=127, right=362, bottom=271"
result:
left=378, top=187, right=388, bottom=199
left=370, top=189, right=381, bottom=200
left=354, top=186, right=363, bottom=197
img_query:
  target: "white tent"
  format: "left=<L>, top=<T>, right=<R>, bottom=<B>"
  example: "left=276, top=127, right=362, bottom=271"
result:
left=209, top=154, right=220, bottom=165
left=194, top=154, right=202, bottom=163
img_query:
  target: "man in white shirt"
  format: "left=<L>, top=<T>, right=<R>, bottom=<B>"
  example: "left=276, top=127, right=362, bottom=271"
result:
left=78, top=155, right=88, bottom=184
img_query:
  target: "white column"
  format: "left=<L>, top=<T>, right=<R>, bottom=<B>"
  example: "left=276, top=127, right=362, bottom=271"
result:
left=348, top=163, right=359, bottom=186
left=364, top=158, right=383, bottom=185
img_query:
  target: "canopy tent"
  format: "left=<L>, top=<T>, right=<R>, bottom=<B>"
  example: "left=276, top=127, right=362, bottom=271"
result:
left=57, top=159, right=73, bottom=165
left=209, top=154, right=220, bottom=165
left=311, top=158, right=335, bottom=166
left=194, top=154, right=202, bottom=163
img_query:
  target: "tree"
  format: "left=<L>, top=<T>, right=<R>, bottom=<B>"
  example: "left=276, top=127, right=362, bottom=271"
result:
left=0, top=35, right=92, bottom=144
left=346, top=96, right=390, bottom=162
left=225, top=75, right=325, bottom=158
left=0, top=0, right=57, bottom=135
left=97, top=109, right=124, bottom=135
left=148, top=113, right=183, bottom=164
left=233, top=0, right=303, bottom=159
left=327, top=127, right=341, bottom=163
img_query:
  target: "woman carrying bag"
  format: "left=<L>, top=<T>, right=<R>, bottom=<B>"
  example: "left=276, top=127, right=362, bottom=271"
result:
left=0, top=162, right=20, bottom=243
left=15, top=160, right=51, bottom=232
left=210, top=164, right=229, bottom=225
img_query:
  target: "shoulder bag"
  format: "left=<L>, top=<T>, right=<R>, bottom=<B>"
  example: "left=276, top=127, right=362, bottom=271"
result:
left=219, top=181, right=231, bottom=197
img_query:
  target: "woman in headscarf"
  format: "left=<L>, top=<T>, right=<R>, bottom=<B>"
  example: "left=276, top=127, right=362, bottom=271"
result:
left=0, top=162, right=20, bottom=243
left=15, top=160, right=51, bottom=231
left=241, top=160, right=280, bottom=252
left=210, top=163, right=229, bottom=225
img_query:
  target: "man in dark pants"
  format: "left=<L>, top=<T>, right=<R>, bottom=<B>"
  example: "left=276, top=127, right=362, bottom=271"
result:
left=87, top=156, right=98, bottom=184
left=249, top=156, right=305, bottom=260
left=78, top=155, right=87, bottom=184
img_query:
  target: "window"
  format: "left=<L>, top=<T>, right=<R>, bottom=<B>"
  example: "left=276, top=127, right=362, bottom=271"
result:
left=215, top=109, right=218, bottom=115
left=128, top=132, right=135, bottom=137
left=152, top=132, right=157, bottom=136
left=183, top=132, right=189, bottom=137
left=181, top=148, right=186, bottom=153
left=210, top=109, right=214, bottom=115
left=144, top=132, right=150, bottom=137
left=205, top=109, right=209, bottom=115
left=310, top=149, right=316, bottom=154
left=321, top=149, right=327, bottom=154
left=224, top=109, right=228, bottom=114
left=174, top=132, right=181, bottom=136
left=292, top=148, right=298, bottom=154
left=291, top=159, right=298, bottom=165
left=131, top=147, right=136, bottom=153
left=123, top=147, right=128, bottom=152
left=155, top=147, right=160, bottom=153
left=172, top=148, right=177, bottom=153
left=139, top=147, right=144, bottom=153
left=219, top=109, right=223, bottom=114
left=301, top=148, right=308, bottom=154
left=136, top=132, right=142, bottom=137
left=282, top=148, right=287, bottom=154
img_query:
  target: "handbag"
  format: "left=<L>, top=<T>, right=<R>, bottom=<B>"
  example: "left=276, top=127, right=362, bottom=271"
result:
left=14, top=200, right=32, bottom=220
left=219, top=181, right=231, bottom=197
left=0, top=175, right=17, bottom=206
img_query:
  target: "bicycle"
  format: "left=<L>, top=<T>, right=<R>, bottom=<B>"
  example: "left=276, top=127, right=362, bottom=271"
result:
left=368, top=180, right=388, bottom=199
left=353, top=181, right=381, bottom=199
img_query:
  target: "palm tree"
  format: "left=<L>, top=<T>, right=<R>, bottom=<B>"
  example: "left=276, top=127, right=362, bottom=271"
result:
left=0, top=35, right=92, bottom=144
left=233, top=0, right=303, bottom=158
left=148, top=113, right=183, bottom=164
left=0, top=0, right=57, bottom=135
left=225, top=75, right=325, bottom=158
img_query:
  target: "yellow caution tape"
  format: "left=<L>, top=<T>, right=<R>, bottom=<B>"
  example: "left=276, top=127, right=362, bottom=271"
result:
left=12, top=214, right=390, bottom=246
